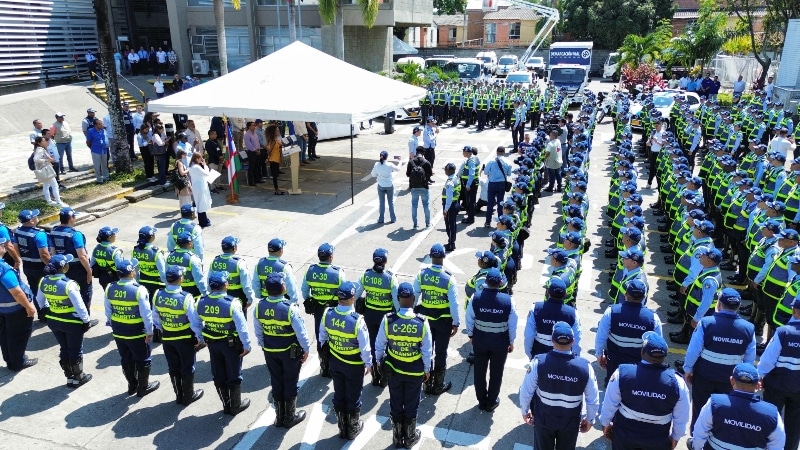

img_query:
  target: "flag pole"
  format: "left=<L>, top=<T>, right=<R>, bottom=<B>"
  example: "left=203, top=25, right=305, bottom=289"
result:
left=224, top=115, right=240, bottom=205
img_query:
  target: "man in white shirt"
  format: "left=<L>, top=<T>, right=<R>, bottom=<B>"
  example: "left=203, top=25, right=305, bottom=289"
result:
left=544, top=129, right=562, bottom=192
left=29, top=119, right=44, bottom=145
left=765, top=76, right=774, bottom=102
left=153, top=76, right=165, bottom=98
left=770, top=127, right=794, bottom=161
left=647, top=120, right=666, bottom=188
left=156, top=47, right=167, bottom=74
left=102, top=114, right=116, bottom=164
left=131, top=105, right=144, bottom=132
left=293, top=120, right=309, bottom=164
left=127, top=51, right=139, bottom=76
left=732, top=75, right=746, bottom=97
left=408, top=126, right=421, bottom=160
left=678, top=75, right=689, bottom=90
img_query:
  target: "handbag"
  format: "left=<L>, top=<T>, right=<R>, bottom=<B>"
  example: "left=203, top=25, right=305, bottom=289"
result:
left=34, top=164, right=56, bottom=182
left=498, top=158, right=511, bottom=192
left=169, top=167, right=189, bottom=190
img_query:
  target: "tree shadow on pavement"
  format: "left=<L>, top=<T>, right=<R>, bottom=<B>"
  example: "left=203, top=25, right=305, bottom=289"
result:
left=64, top=393, right=131, bottom=428
left=0, top=386, right=70, bottom=422
left=111, top=403, right=180, bottom=438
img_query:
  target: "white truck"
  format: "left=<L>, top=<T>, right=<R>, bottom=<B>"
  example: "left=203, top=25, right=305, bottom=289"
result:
left=603, top=52, right=620, bottom=81
left=548, top=41, right=593, bottom=105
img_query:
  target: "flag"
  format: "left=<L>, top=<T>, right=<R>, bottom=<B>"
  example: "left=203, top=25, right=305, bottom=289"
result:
left=225, top=122, right=240, bottom=194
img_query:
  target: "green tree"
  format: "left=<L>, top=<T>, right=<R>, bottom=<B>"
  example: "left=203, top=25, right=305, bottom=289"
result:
left=617, top=19, right=673, bottom=69
left=214, top=0, right=241, bottom=75
left=559, top=0, right=675, bottom=49
left=319, top=0, right=380, bottom=60
left=667, top=0, right=728, bottom=72
left=434, top=0, right=466, bottom=15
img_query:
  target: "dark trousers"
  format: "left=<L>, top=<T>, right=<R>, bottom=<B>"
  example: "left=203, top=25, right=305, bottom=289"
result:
left=512, top=124, right=524, bottom=150
left=443, top=203, right=459, bottom=246
left=246, top=151, right=260, bottom=184
left=472, top=344, right=508, bottom=406
left=197, top=212, right=211, bottom=228
left=762, top=387, right=800, bottom=450
left=691, top=373, right=732, bottom=433
left=486, top=181, right=506, bottom=225
left=331, top=358, right=365, bottom=410
left=126, top=128, right=135, bottom=159
left=270, top=161, right=280, bottom=191
left=308, top=136, right=318, bottom=158
left=611, top=434, right=671, bottom=450
left=450, top=106, right=460, bottom=127
left=23, top=265, right=45, bottom=315
left=546, top=168, right=562, bottom=190
left=141, top=146, right=154, bottom=178
left=67, top=267, right=92, bottom=313
left=155, top=153, right=169, bottom=184
left=48, top=320, right=84, bottom=361
left=388, top=372, right=424, bottom=419
left=260, top=150, right=269, bottom=179
left=364, top=310, right=383, bottom=366
left=647, top=151, right=659, bottom=185
left=163, top=338, right=196, bottom=376
left=264, top=350, right=302, bottom=401
left=114, top=336, right=151, bottom=366
left=0, top=307, right=34, bottom=371
left=531, top=111, right=541, bottom=128
left=533, top=417, right=580, bottom=450
left=504, top=109, right=513, bottom=128
left=604, top=358, right=621, bottom=387
left=461, top=182, right=477, bottom=221
left=477, top=110, right=487, bottom=130
left=207, top=339, right=243, bottom=387
left=424, top=147, right=436, bottom=170
left=429, top=317, right=453, bottom=369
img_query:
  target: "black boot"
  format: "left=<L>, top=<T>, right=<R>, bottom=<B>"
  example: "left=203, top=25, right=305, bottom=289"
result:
left=181, top=373, right=203, bottom=406
left=432, top=366, right=452, bottom=395
left=319, top=346, right=332, bottom=378
left=135, top=363, right=160, bottom=397
left=370, top=365, right=383, bottom=387
left=391, top=415, right=404, bottom=448
left=153, top=328, right=162, bottom=343
left=424, top=370, right=435, bottom=394
left=122, top=363, right=138, bottom=395
left=346, top=408, right=364, bottom=440
left=60, top=359, right=71, bottom=386
left=170, top=375, right=183, bottom=404
left=273, top=399, right=285, bottom=427
left=69, top=359, right=92, bottom=388
left=217, top=385, right=231, bottom=414
left=282, top=397, right=306, bottom=429
left=228, top=384, right=250, bottom=415
left=335, top=406, right=347, bottom=438
left=404, top=417, right=422, bottom=448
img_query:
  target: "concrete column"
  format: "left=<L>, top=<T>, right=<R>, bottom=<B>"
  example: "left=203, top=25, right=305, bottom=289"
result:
left=343, top=26, right=392, bottom=72
left=166, top=0, right=191, bottom=77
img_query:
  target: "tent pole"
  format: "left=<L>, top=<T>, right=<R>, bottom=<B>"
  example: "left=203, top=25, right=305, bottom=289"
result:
left=350, top=124, right=354, bottom=205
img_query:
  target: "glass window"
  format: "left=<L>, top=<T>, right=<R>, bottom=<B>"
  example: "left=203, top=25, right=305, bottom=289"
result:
left=193, top=26, right=250, bottom=71
left=485, top=23, right=496, bottom=44
left=258, top=27, right=322, bottom=57
left=509, top=22, right=520, bottom=40
left=189, top=0, right=246, bottom=6
left=448, top=28, right=457, bottom=41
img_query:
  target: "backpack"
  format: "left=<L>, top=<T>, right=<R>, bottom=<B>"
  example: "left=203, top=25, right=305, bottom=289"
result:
left=409, top=160, right=426, bottom=185
left=28, top=151, right=36, bottom=171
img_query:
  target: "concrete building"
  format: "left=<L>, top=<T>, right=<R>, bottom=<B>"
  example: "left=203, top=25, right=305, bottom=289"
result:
left=434, top=15, right=468, bottom=47
left=481, top=7, right=539, bottom=49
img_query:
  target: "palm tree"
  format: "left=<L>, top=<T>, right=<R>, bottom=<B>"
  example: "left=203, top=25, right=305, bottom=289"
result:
left=214, top=0, right=242, bottom=75
left=318, top=0, right=380, bottom=59
left=617, top=20, right=672, bottom=70
left=288, top=0, right=298, bottom=42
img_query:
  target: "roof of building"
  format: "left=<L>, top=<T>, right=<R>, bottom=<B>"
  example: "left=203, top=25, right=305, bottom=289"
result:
left=434, top=14, right=467, bottom=27
left=673, top=6, right=767, bottom=19
left=483, top=7, right=540, bottom=21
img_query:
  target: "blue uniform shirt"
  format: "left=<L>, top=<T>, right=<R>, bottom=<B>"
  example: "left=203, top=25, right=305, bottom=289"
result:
left=252, top=295, right=310, bottom=352
left=683, top=310, right=756, bottom=375
left=757, top=317, right=800, bottom=380
left=594, top=304, right=663, bottom=358
left=412, top=264, right=460, bottom=326
left=691, top=391, right=785, bottom=450
left=151, top=284, right=205, bottom=343
left=692, top=275, right=721, bottom=323
left=374, top=307, right=433, bottom=373
left=423, top=125, right=437, bottom=149
left=518, top=349, right=600, bottom=420
left=523, top=301, right=582, bottom=359
left=103, top=279, right=153, bottom=335
left=465, top=288, right=519, bottom=345
left=318, top=304, right=372, bottom=366
left=484, top=157, right=512, bottom=183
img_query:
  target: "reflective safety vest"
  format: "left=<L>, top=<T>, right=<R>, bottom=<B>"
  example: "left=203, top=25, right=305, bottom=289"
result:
left=165, top=249, right=200, bottom=293
left=92, top=242, right=122, bottom=270
left=532, top=351, right=590, bottom=429
left=476, top=95, right=489, bottom=111
left=608, top=267, right=641, bottom=304
left=674, top=237, right=712, bottom=284
left=434, top=90, right=446, bottom=105
left=323, top=307, right=363, bottom=365
left=14, top=226, right=47, bottom=267
left=304, top=263, right=342, bottom=304
left=613, top=362, right=680, bottom=442
left=106, top=280, right=146, bottom=339
left=50, top=226, right=83, bottom=260
left=442, top=176, right=461, bottom=203
left=685, top=267, right=721, bottom=317
left=360, top=268, right=395, bottom=313
left=531, top=299, right=577, bottom=356
left=210, top=253, right=244, bottom=298
left=460, top=155, right=479, bottom=182
left=747, top=237, right=777, bottom=282
left=40, top=274, right=82, bottom=324
left=763, top=248, right=795, bottom=301
left=255, top=256, right=287, bottom=297
left=694, top=313, right=754, bottom=382
left=255, top=297, right=299, bottom=352
left=762, top=322, right=800, bottom=390
left=132, top=243, right=163, bottom=287
left=197, top=293, right=238, bottom=340
left=416, top=265, right=454, bottom=321
left=383, top=311, right=426, bottom=376
left=153, top=286, right=193, bottom=340
left=785, top=184, right=800, bottom=222
left=774, top=275, right=800, bottom=327
left=170, top=219, right=198, bottom=246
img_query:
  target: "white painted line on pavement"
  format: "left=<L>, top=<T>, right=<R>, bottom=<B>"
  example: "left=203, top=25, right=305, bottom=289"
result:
left=521, top=253, right=534, bottom=270
left=299, top=403, right=330, bottom=450
left=341, top=413, right=389, bottom=450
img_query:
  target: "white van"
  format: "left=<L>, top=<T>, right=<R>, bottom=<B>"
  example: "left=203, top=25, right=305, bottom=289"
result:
left=496, top=55, right=519, bottom=77
left=475, top=51, right=498, bottom=75
left=396, top=57, right=425, bottom=70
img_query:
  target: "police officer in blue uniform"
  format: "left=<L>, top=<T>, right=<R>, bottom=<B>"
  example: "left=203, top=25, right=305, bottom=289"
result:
left=253, top=238, right=301, bottom=305
left=152, top=266, right=204, bottom=406
left=210, top=236, right=256, bottom=316
left=459, top=146, right=480, bottom=224
left=36, top=254, right=92, bottom=387
left=466, top=267, right=518, bottom=411
left=49, top=208, right=97, bottom=327
left=690, top=363, right=786, bottom=450
left=375, top=281, right=432, bottom=448
left=599, top=331, right=691, bottom=450
left=0, top=237, right=37, bottom=371
left=254, top=273, right=310, bottom=429
left=523, top=277, right=582, bottom=359
left=319, top=281, right=372, bottom=440
left=301, top=242, right=345, bottom=377
left=758, top=296, right=800, bottom=450
left=519, top=321, right=599, bottom=450
left=0, top=203, right=22, bottom=269
left=442, top=163, right=461, bottom=251
left=683, top=288, right=756, bottom=433
left=595, top=279, right=663, bottom=385
left=355, top=248, right=398, bottom=387
left=414, top=243, right=460, bottom=394
left=165, top=231, right=207, bottom=298
left=132, top=225, right=166, bottom=341
left=104, top=258, right=160, bottom=397
left=13, top=209, right=51, bottom=321
left=166, top=205, right=205, bottom=261
left=90, top=226, right=124, bottom=290
left=198, top=271, right=253, bottom=416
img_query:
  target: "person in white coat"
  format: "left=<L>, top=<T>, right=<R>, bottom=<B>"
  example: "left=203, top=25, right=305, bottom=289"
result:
left=188, top=153, right=212, bottom=228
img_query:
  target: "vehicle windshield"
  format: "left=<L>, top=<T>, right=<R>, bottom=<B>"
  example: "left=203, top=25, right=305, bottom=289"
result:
left=499, top=57, right=516, bottom=65
left=652, top=95, right=675, bottom=108
left=444, top=62, right=482, bottom=79
left=505, top=74, right=531, bottom=84
left=607, top=54, right=619, bottom=65
left=479, top=57, right=493, bottom=63
left=425, top=59, right=449, bottom=69
left=550, top=68, right=586, bottom=83
left=528, top=57, right=543, bottom=64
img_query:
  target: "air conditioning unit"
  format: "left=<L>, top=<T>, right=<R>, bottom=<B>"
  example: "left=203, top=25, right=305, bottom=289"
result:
left=192, top=60, right=210, bottom=75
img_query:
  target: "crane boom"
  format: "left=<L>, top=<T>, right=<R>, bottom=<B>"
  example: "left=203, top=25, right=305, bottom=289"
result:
left=504, top=0, right=560, bottom=70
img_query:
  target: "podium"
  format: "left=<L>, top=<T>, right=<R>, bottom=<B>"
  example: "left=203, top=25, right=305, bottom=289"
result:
left=283, top=146, right=302, bottom=195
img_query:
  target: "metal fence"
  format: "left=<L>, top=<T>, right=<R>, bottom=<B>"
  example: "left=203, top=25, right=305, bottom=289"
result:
left=709, top=55, right=780, bottom=89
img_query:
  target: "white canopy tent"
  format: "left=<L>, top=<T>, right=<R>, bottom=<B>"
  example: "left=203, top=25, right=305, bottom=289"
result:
left=147, top=41, right=425, bottom=200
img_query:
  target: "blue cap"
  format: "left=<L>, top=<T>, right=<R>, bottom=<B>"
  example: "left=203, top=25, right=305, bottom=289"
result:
left=719, top=288, right=742, bottom=306
left=624, top=216, right=646, bottom=229
left=497, top=215, right=514, bottom=228
left=779, top=229, right=800, bottom=241
left=221, top=235, right=240, bottom=250
left=791, top=296, right=800, bottom=309
left=444, top=162, right=457, bottom=171
left=49, top=254, right=74, bottom=269
left=697, top=246, right=723, bottom=263
left=548, top=248, right=568, bottom=263
left=18, top=209, right=40, bottom=222
left=623, top=205, right=643, bottom=215
left=176, top=231, right=192, bottom=245
left=115, top=258, right=139, bottom=275
left=547, top=277, right=567, bottom=299
left=265, top=273, right=286, bottom=295
left=475, top=250, right=498, bottom=266
left=789, top=254, right=800, bottom=265
left=138, top=226, right=157, bottom=241
left=552, top=321, right=574, bottom=345
left=736, top=178, right=754, bottom=187
left=490, top=231, right=508, bottom=247
left=764, top=219, right=783, bottom=233
left=98, top=226, right=119, bottom=239
left=732, top=363, right=759, bottom=384
left=59, top=207, right=78, bottom=219
left=430, top=243, right=446, bottom=258
left=774, top=153, right=788, bottom=163
left=624, top=279, right=647, bottom=300
left=268, top=238, right=285, bottom=252
left=372, top=248, right=389, bottom=263
left=208, top=271, right=229, bottom=289
left=398, top=282, right=415, bottom=298
left=165, top=265, right=186, bottom=282
left=767, top=201, right=787, bottom=213
left=689, top=176, right=703, bottom=186
left=693, top=219, right=715, bottom=234
left=642, top=331, right=668, bottom=358
left=620, top=248, right=645, bottom=264
left=180, top=204, right=196, bottom=215
left=318, top=243, right=335, bottom=258
left=564, top=232, right=583, bottom=245
left=336, top=281, right=356, bottom=300
left=567, top=217, right=585, bottom=230
left=688, top=209, right=706, bottom=220
left=621, top=227, right=643, bottom=242
left=380, top=150, right=389, bottom=159
left=485, top=268, right=504, bottom=285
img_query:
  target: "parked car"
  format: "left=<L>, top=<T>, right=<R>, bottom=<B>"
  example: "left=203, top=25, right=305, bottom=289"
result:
left=476, top=51, right=498, bottom=75
left=443, top=58, right=485, bottom=81
left=629, top=90, right=701, bottom=130
left=381, top=101, right=421, bottom=122
left=425, top=56, right=454, bottom=69
left=525, top=56, right=546, bottom=76
left=504, top=71, right=533, bottom=89
left=396, top=57, right=425, bottom=69
left=496, top=55, right=519, bottom=77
